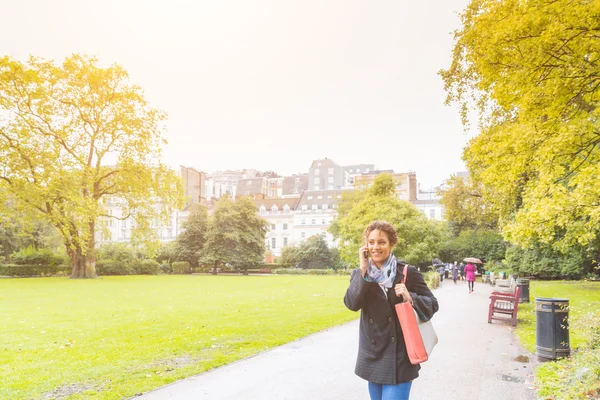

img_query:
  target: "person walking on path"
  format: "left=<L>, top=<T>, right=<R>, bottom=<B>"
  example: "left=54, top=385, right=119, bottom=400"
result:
left=451, top=262, right=459, bottom=284
left=459, top=262, right=465, bottom=281
left=464, top=262, right=477, bottom=293
left=437, top=264, right=445, bottom=283
left=344, top=221, right=439, bottom=400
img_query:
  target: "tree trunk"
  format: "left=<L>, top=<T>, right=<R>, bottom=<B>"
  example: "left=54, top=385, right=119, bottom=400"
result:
left=211, top=260, right=218, bottom=275
left=70, top=250, right=97, bottom=278
left=70, top=226, right=97, bottom=278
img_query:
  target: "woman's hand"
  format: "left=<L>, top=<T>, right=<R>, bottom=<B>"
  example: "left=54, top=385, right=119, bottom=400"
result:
left=359, top=245, right=369, bottom=277
left=394, top=283, right=413, bottom=304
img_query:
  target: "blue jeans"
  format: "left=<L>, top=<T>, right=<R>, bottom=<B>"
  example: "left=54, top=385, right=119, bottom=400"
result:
left=368, top=381, right=413, bottom=400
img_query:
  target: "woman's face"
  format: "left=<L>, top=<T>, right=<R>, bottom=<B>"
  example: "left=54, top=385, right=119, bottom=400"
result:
left=367, top=229, right=392, bottom=266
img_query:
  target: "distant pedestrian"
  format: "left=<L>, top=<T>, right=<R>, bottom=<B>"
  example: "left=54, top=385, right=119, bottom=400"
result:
left=451, top=263, right=459, bottom=284
left=437, top=265, right=445, bottom=282
left=344, top=220, right=439, bottom=400
left=464, top=262, right=477, bottom=293
left=459, top=263, right=465, bottom=281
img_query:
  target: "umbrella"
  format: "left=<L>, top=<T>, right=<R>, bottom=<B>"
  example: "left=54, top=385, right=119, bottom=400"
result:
left=464, top=257, right=482, bottom=264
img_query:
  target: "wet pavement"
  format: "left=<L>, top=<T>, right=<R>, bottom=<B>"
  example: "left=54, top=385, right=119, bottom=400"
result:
left=135, top=278, right=538, bottom=400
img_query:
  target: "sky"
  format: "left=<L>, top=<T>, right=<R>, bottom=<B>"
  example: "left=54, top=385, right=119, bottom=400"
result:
left=0, top=0, right=475, bottom=189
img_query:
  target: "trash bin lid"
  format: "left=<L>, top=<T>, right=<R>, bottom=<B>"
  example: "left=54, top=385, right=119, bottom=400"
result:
left=534, top=297, right=569, bottom=302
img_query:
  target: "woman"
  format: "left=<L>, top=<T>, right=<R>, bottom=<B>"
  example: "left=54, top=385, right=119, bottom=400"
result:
left=344, top=221, right=439, bottom=400
left=464, top=262, right=477, bottom=293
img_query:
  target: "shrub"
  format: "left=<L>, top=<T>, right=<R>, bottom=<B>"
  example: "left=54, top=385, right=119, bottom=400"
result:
left=96, top=260, right=134, bottom=276
left=0, top=264, right=58, bottom=277
left=424, top=271, right=440, bottom=289
left=134, top=259, right=161, bottom=275
left=273, top=268, right=337, bottom=275
left=11, top=246, right=67, bottom=267
left=172, top=261, right=191, bottom=274
left=160, top=263, right=172, bottom=274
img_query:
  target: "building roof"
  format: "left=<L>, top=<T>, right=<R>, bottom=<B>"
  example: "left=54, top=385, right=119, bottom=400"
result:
left=296, top=189, right=348, bottom=208
left=253, top=196, right=300, bottom=210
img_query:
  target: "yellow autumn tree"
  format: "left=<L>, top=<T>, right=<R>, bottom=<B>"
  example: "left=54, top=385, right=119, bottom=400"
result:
left=0, top=54, right=183, bottom=278
left=441, top=0, right=600, bottom=252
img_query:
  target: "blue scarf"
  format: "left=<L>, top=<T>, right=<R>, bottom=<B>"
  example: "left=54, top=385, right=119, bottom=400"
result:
left=365, top=254, right=397, bottom=290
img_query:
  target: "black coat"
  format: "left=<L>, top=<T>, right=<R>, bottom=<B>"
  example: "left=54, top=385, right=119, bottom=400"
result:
left=344, top=265, right=439, bottom=384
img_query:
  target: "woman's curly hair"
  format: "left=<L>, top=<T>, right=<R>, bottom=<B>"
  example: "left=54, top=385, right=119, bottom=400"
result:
left=362, top=221, right=398, bottom=247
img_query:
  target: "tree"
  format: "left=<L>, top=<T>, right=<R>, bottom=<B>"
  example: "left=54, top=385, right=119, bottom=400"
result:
left=0, top=54, right=183, bottom=278
left=438, top=174, right=497, bottom=233
left=201, top=196, right=268, bottom=274
left=176, top=203, right=208, bottom=268
left=441, top=0, right=600, bottom=253
left=330, top=173, right=443, bottom=267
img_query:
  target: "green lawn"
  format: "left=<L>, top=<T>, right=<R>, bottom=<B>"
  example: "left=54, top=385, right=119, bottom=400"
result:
left=0, top=275, right=357, bottom=400
left=514, top=280, right=600, bottom=399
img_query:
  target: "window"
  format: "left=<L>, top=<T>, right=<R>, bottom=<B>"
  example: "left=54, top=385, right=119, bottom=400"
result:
left=247, top=180, right=251, bottom=185
left=322, top=219, right=326, bottom=224
left=308, top=196, right=313, bottom=200
left=311, top=219, right=316, bottom=225
left=313, top=178, right=320, bottom=185
left=271, top=205, right=278, bottom=212
left=271, top=224, right=276, bottom=230
left=314, top=168, right=320, bottom=175
left=315, top=186, right=320, bottom=190
left=328, top=177, right=333, bottom=183
left=121, top=220, right=127, bottom=228
left=301, top=219, right=306, bottom=225
left=283, top=223, right=288, bottom=230
left=302, top=205, right=308, bottom=211
left=312, top=204, right=318, bottom=210
left=328, top=185, right=333, bottom=190
left=317, top=195, right=323, bottom=199
left=322, top=204, right=328, bottom=210
left=430, top=209, right=436, bottom=218
left=283, top=204, right=290, bottom=211
left=349, top=168, right=353, bottom=173
left=271, top=238, right=276, bottom=249
left=283, top=237, right=288, bottom=246
left=327, top=195, right=333, bottom=199
left=301, top=232, right=306, bottom=238
left=328, top=167, right=334, bottom=174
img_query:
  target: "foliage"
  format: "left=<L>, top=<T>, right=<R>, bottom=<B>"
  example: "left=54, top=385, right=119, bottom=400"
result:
left=0, top=275, right=357, bottom=400
left=155, top=241, right=181, bottom=266
left=200, top=196, right=268, bottom=273
left=504, top=243, right=591, bottom=279
left=438, top=174, right=498, bottom=233
left=0, top=54, right=183, bottom=278
left=330, top=173, right=443, bottom=267
left=10, top=246, right=68, bottom=267
left=439, top=228, right=507, bottom=265
left=0, top=264, right=69, bottom=277
left=514, top=281, right=600, bottom=399
left=97, top=243, right=140, bottom=264
left=0, top=200, right=63, bottom=261
left=176, top=203, right=208, bottom=268
left=279, top=245, right=300, bottom=267
left=423, top=271, right=440, bottom=290
left=441, top=0, right=600, bottom=254
left=280, top=235, right=335, bottom=269
left=96, top=260, right=134, bottom=276
left=133, top=259, right=161, bottom=275
left=171, top=261, right=191, bottom=274
left=272, top=268, right=338, bottom=275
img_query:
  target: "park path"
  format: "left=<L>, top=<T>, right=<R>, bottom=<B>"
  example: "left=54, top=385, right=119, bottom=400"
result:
left=135, top=278, right=538, bottom=400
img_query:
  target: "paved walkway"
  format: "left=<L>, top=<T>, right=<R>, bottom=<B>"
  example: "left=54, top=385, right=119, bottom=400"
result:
left=135, top=279, right=538, bottom=400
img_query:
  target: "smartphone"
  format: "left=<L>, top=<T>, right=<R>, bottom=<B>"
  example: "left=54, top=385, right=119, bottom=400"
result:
left=363, top=251, right=369, bottom=260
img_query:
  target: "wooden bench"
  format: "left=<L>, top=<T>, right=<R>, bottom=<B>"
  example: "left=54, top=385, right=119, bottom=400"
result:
left=488, top=286, right=522, bottom=326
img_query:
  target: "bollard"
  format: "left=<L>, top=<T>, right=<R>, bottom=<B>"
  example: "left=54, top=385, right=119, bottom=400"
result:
left=516, top=278, right=530, bottom=303
left=535, top=298, right=570, bottom=361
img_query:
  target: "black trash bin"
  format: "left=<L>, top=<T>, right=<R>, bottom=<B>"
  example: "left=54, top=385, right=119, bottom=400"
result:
left=517, top=278, right=530, bottom=303
left=535, top=298, right=570, bottom=361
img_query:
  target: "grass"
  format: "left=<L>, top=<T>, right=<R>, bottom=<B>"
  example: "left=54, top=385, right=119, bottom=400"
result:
left=514, top=280, right=600, bottom=399
left=0, top=275, right=357, bottom=400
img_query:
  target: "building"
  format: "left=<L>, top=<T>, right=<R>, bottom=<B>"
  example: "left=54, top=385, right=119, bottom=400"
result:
left=308, top=158, right=345, bottom=190
left=353, top=171, right=417, bottom=201
left=180, top=166, right=207, bottom=208
left=292, top=189, right=345, bottom=249
left=282, top=174, right=308, bottom=196
left=255, top=196, right=301, bottom=257
left=342, top=164, right=374, bottom=187
left=411, top=184, right=444, bottom=221
left=208, top=170, right=243, bottom=199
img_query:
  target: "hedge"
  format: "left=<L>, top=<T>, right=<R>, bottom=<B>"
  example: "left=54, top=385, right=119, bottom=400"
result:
left=172, top=261, right=191, bottom=274
left=0, top=264, right=70, bottom=277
